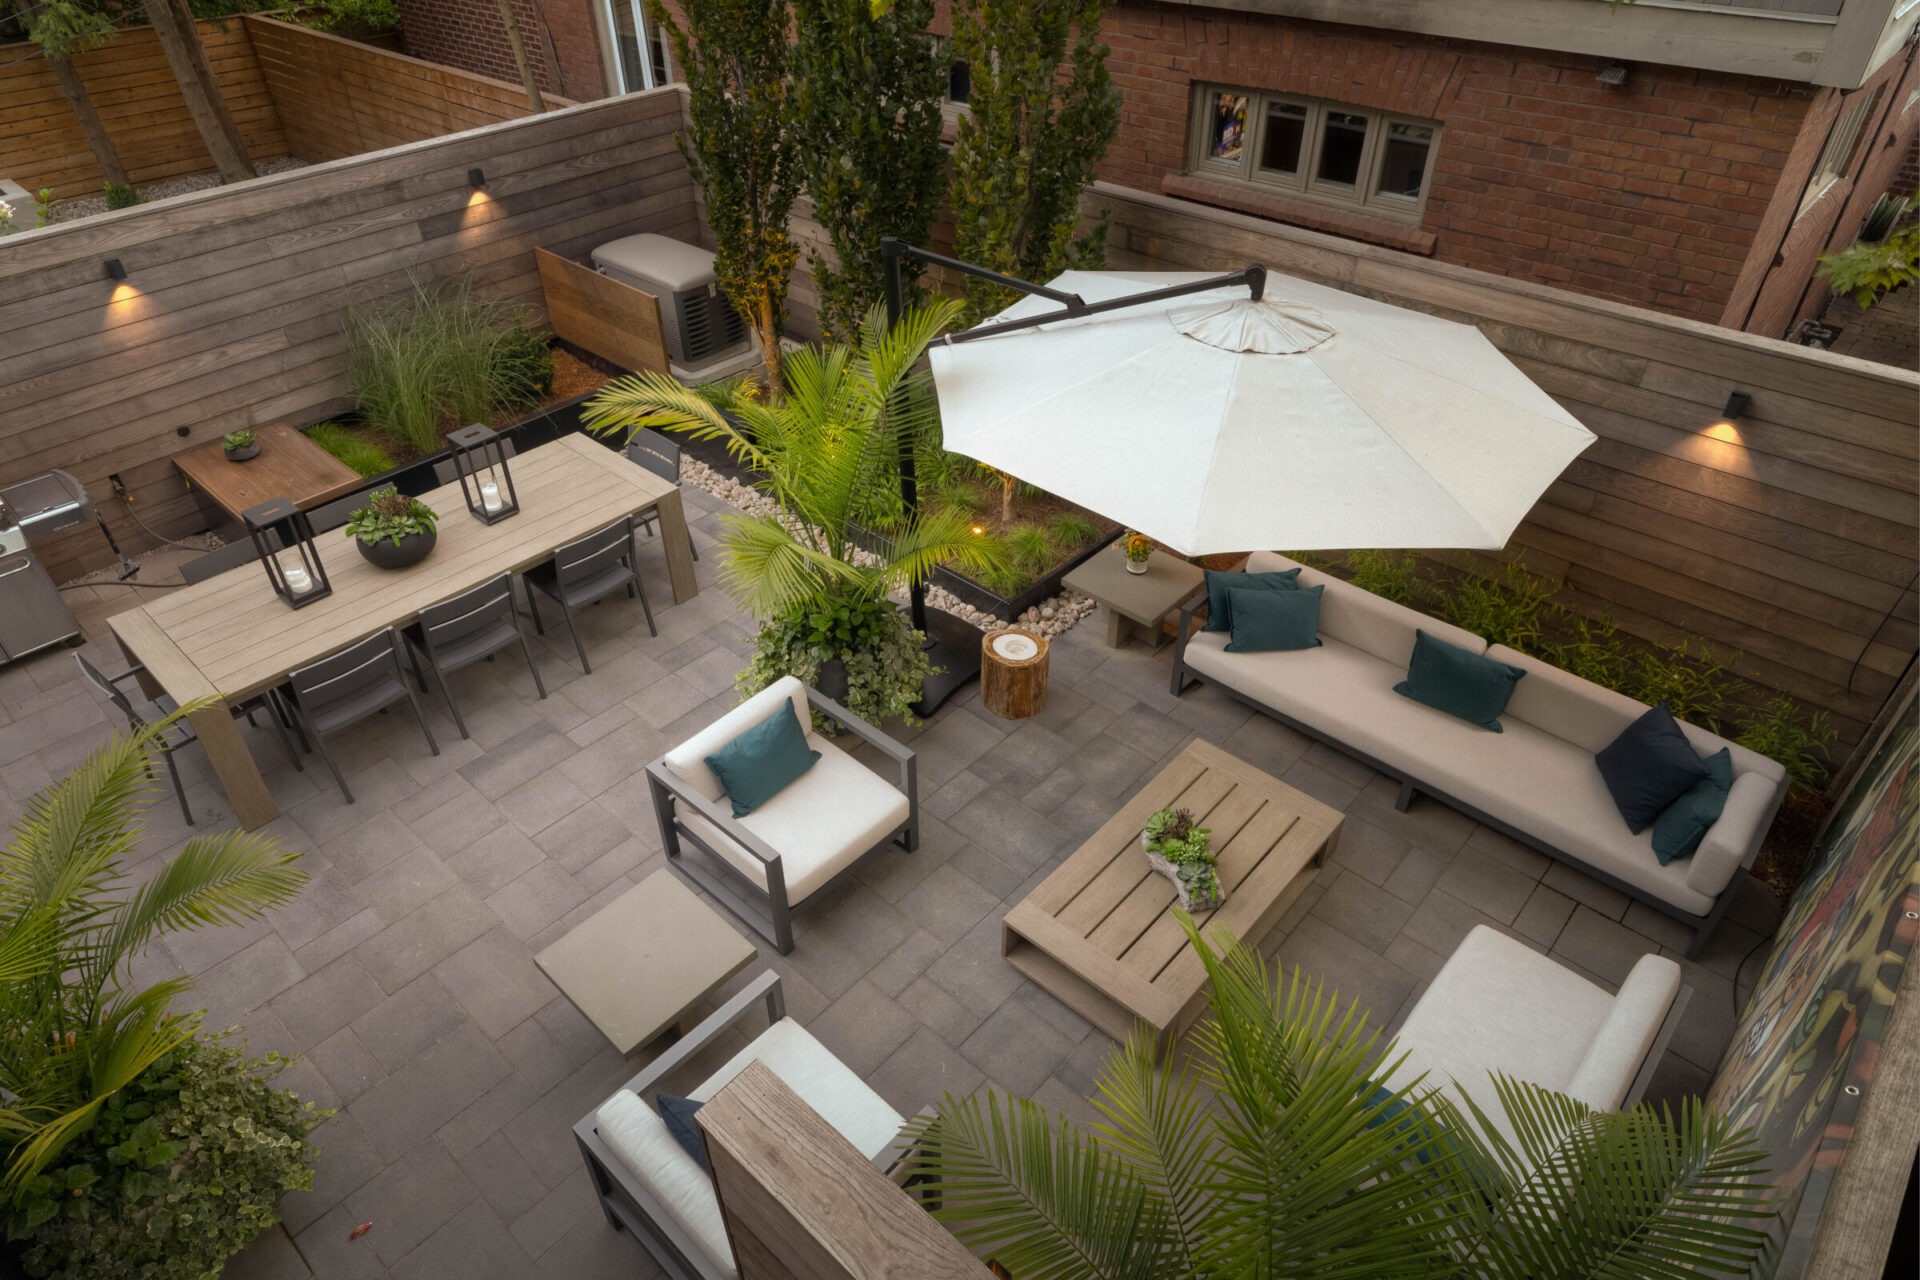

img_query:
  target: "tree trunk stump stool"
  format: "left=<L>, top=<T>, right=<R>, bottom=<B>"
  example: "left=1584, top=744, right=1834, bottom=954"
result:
left=981, top=627, right=1048, bottom=720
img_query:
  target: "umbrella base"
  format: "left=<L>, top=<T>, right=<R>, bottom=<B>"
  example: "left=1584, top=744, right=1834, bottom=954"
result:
left=913, top=607, right=985, bottom=717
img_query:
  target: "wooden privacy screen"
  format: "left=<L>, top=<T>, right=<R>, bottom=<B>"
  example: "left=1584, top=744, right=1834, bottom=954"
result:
left=0, top=20, right=288, bottom=200
left=244, top=17, right=574, bottom=164
left=0, top=88, right=699, bottom=585
left=1084, top=183, right=1919, bottom=752
left=535, top=248, right=671, bottom=377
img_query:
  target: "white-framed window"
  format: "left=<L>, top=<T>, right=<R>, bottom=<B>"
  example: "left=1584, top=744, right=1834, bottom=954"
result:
left=1796, top=90, right=1877, bottom=218
left=600, top=0, right=671, bottom=93
left=1187, top=84, right=1440, bottom=221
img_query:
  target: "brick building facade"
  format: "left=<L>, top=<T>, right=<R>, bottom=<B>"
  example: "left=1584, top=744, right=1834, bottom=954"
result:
left=397, top=0, right=1919, bottom=338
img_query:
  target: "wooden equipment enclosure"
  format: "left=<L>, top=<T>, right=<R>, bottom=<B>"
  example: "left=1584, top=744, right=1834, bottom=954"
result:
left=1002, top=738, right=1341, bottom=1048
left=536, top=247, right=672, bottom=377
left=697, top=1061, right=982, bottom=1280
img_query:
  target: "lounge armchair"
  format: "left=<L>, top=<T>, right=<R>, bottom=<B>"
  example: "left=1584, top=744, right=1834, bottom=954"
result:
left=575, top=970, right=910, bottom=1280
left=647, top=676, right=917, bottom=954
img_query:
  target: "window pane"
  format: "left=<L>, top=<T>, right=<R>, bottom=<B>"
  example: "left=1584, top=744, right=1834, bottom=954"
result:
left=1375, top=122, right=1433, bottom=200
left=1259, top=102, right=1306, bottom=176
left=1316, top=111, right=1368, bottom=188
left=604, top=0, right=647, bottom=92
left=948, top=59, right=971, bottom=105
left=1207, top=92, right=1249, bottom=163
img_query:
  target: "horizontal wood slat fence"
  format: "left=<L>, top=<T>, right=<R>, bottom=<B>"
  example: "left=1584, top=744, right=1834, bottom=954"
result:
left=0, top=88, right=699, bottom=585
left=0, top=19, right=288, bottom=200
left=1087, top=184, right=1918, bottom=753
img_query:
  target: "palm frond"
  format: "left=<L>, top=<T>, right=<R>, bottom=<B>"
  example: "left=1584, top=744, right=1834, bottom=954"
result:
left=902, top=1091, right=1178, bottom=1280
left=871, top=505, right=1007, bottom=595
left=717, top=512, right=870, bottom=616
left=1089, top=1027, right=1213, bottom=1269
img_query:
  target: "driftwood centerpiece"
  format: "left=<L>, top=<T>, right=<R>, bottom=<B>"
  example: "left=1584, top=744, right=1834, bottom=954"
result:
left=1143, top=805, right=1224, bottom=912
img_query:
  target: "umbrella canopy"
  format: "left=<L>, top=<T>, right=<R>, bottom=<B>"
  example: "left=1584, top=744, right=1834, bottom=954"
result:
left=926, top=269, right=1596, bottom=556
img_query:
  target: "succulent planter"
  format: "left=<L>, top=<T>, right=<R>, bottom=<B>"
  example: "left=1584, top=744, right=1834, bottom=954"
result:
left=223, top=442, right=261, bottom=462
left=355, top=529, right=436, bottom=570
left=1142, top=838, right=1226, bottom=913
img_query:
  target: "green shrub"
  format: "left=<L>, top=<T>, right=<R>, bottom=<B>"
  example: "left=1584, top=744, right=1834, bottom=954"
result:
left=1736, top=694, right=1836, bottom=791
left=1631, top=636, right=1739, bottom=730
left=1546, top=609, right=1633, bottom=692
left=103, top=181, right=145, bottom=210
left=1006, top=523, right=1055, bottom=579
left=1344, top=549, right=1420, bottom=606
left=933, top=476, right=982, bottom=516
left=493, top=319, right=556, bottom=410
left=737, top=593, right=933, bottom=728
left=1436, top=556, right=1559, bottom=653
left=308, top=0, right=400, bottom=30
left=1047, top=512, right=1098, bottom=549
left=303, top=423, right=395, bottom=477
left=10, top=1033, right=326, bottom=1280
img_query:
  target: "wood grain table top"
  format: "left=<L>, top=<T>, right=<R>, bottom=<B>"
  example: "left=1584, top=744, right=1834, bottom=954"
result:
left=173, top=423, right=364, bottom=521
left=1003, top=738, right=1341, bottom=1042
left=112, top=434, right=679, bottom=703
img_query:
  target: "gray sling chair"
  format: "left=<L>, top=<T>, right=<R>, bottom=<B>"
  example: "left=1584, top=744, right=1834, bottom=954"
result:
left=523, top=515, right=656, bottom=674
left=75, top=651, right=300, bottom=825
left=624, top=430, right=698, bottom=561
left=281, top=628, right=438, bottom=803
left=402, top=573, right=548, bottom=739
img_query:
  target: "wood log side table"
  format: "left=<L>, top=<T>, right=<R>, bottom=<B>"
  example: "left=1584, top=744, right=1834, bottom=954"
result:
left=981, top=627, right=1048, bottom=720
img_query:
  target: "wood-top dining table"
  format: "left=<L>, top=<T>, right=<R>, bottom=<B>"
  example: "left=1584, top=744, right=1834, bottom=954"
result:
left=109, top=434, right=699, bottom=829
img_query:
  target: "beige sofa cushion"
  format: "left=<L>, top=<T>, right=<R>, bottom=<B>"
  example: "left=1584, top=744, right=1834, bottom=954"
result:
left=689, top=1017, right=905, bottom=1159
left=1563, top=955, right=1682, bottom=1111
left=664, top=676, right=812, bottom=803
left=679, top=737, right=910, bottom=905
left=596, top=1089, right=736, bottom=1277
left=1248, top=552, right=1484, bottom=668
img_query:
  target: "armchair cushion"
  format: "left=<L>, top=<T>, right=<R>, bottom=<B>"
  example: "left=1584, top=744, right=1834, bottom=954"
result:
left=705, top=700, right=820, bottom=817
left=595, top=1090, right=735, bottom=1276
left=1686, top=771, right=1775, bottom=898
left=688, top=1017, right=905, bottom=1159
left=665, top=677, right=812, bottom=803
left=680, top=738, right=911, bottom=904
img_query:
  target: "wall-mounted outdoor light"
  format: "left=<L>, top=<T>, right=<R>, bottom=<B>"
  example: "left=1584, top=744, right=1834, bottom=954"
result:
left=105, top=258, right=127, bottom=281
left=1722, top=391, right=1750, bottom=420
left=469, top=167, right=487, bottom=189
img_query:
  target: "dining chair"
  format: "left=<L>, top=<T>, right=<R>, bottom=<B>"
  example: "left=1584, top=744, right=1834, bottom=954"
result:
left=282, top=628, right=438, bottom=803
left=304, top=490, right=369, bottom=536
left=75, top=652, right=301, bottom=825
left=624, top=431, right=698, bottom=561
left=403, top=573, right=547, bottom=739
left=523, top=516, right=655, bottom=674
left=179, top=530, right=278, bottom=585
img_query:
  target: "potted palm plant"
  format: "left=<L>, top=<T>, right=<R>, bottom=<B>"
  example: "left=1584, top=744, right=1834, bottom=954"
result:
left=584, top=302, right=1004, bottom=726
left=345, top=486, right=438, bottom=569
left=222, top=429, right=260, bottom=462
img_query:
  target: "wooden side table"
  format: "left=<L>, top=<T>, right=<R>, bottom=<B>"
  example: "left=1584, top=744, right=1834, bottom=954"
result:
left=173, top=423, right=363, bottom=522
left=981, top=627, right=1048, bottom=719
left=1062, top=543, right=1205, bottom=649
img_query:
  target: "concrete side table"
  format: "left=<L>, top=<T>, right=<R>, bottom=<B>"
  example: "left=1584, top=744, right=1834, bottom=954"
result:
left=535, top=869, right=757, bottom=1056
left=1062, top=544, right=1205, bottom=649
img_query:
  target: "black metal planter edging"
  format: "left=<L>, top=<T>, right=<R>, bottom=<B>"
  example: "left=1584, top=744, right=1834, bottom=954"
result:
left=334, top=389, right=609, bottom=501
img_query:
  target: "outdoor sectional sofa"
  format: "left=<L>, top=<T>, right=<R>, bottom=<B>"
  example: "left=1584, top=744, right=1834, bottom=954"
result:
left=1170, top=552, right=1787, bottom=957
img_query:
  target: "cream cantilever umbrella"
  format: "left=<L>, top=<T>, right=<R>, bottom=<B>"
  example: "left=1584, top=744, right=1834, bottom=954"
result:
left=926, top=269, right=1596, bottom=555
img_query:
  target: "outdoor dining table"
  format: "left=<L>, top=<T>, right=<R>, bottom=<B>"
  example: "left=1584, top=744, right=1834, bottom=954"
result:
left=108, top=434, right=698, bottom=829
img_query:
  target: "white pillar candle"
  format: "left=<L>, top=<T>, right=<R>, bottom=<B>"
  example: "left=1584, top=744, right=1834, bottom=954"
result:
left=282, top=563, right=313, bottom=595
left=480, top=481, right=503, bottom=513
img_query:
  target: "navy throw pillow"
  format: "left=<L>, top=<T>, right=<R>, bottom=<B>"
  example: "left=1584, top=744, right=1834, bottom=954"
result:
left=655, top=1094, right=708, bottom=1172
left=705, top=699, right=820, bottom=818
left=1392, top=630, right=1524, bottom=732
left=1225, top=585, right=1323, bottom=653
left=1650, top=747, right=1733, bottom=864
left=1201, top=568, right=1300, bottom=633
left=1595, top=704, right=1712, bottom=834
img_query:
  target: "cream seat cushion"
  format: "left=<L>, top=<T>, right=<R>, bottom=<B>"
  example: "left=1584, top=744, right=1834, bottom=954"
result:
left=689, top=1017, right=905, bottom=1158
left=596, top=1089, right=737, bottom=1277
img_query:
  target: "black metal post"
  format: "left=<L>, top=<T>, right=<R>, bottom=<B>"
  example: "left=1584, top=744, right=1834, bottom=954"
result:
left=880, top=237, right=929, bottom=636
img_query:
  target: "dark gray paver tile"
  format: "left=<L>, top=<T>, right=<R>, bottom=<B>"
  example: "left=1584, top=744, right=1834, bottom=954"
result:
left=273, top=955, right=386, bottom=1051
left=309, top=1027, right=387, bottom=1108
left=959, top=1000, right=1080, bottom=1097
left=1552, top=906, right=1654, bottom=988
left=897, top=862, right=1002, bottom=945
left=284, top=1112, right=386, bottom=1235
left=392, top=1198, right=538, bottom=1280
left=1434, top=848, right=1538, bottom=924
left=224, top=1225, right=311, bottom=1280
left=351, top=975, right=466, bottom=1072
left=350, top=1025, right=512, bottom=1162
left=808, top=979, right=918, bottom=1077
left=1326, top=813, right=1412, bottom=888
left=868, top=1027, right=986, bottom=1116
left=865, top=929, right=946, bottom=998
left=356, top=886, right=498, bottom=993
left=1312, top=867, right=1415, bottom=953
left=1513, top=883, right=1577, bottom=949
left=1542, top=860, right=1631, bottom=920
left=342, top=1139, right=481, bottom=1266
left=1273, top=916, right=1418, bottom=1031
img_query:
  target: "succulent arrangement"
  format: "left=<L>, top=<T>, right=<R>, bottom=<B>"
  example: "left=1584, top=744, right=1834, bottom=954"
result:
left=344, top=486, right=437, bottom=546
left=221, top=429, right=259, bottom=460
left=1143, top=805, right=1222, bottom=911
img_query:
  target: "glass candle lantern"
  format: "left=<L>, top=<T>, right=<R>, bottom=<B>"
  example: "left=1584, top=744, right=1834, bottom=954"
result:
left=242, top=497, right=330, bottom=609
left=447, top=424, right=519, bottom=524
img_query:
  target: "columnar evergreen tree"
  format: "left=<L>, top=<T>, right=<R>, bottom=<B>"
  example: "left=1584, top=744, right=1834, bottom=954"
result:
left=948, top=0, right=1120, bottom=323
left=648, top=0, right=800, bottom=395
left=792, top=0, right=946, bottom=344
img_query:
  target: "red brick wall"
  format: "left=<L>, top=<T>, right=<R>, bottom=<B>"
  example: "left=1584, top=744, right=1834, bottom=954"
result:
left=1097, top=2, right=1813, bottom=325
left=396, top=0, right=608, bottom=101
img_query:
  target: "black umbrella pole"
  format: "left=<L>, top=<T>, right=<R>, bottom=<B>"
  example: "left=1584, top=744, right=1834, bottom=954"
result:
left=882, top=237, right=930, bottom=637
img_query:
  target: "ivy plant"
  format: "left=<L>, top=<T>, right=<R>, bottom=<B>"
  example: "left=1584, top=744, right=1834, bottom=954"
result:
left=792, top=0, right=946, bottom=343
left=737, top=591, right=934, bottom=728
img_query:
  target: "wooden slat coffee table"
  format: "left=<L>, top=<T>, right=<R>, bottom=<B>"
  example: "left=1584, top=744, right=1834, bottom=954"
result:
left=1002, top=739, right=1341, bottom=1048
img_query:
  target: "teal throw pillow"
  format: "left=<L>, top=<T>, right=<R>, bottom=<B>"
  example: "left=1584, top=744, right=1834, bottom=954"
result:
left=1225, top=585, right=1323, bottom=653
left=1393, top=630, right=1525, bottom=732
left=1202, top=567, right=1300, bottom=633
left=655, top=1094, right=708, bottom=1172
left=1596, top=704, right=1711, bottom=834
left=1650, top=747, right=1732, bottom=864
left=705, top=699, right=820, bottom=818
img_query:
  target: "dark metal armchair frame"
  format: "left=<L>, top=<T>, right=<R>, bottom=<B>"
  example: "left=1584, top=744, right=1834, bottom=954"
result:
left=646, top=686, right=918, bottom=955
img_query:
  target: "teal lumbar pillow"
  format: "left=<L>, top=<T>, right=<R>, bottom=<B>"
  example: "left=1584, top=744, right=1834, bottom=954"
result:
left=1393, top=630, right=1525, bottom=732
left=705, top=699, right=821, bottom=818
left=1650, top=747, right=1732, bottom=864
left=1201, top=567, right=1300, bottom=633
left=1225, top=585, right=1323, bottom=653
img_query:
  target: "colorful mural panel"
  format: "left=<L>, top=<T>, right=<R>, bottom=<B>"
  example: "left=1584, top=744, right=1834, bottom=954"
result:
left=1705, top=697, right=1919, bottom=1279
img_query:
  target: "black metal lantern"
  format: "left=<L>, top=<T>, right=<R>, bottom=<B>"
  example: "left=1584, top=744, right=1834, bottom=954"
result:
left=446, top=424, right=519, bottom=524
left=242, top=497, right=331, bottom=608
